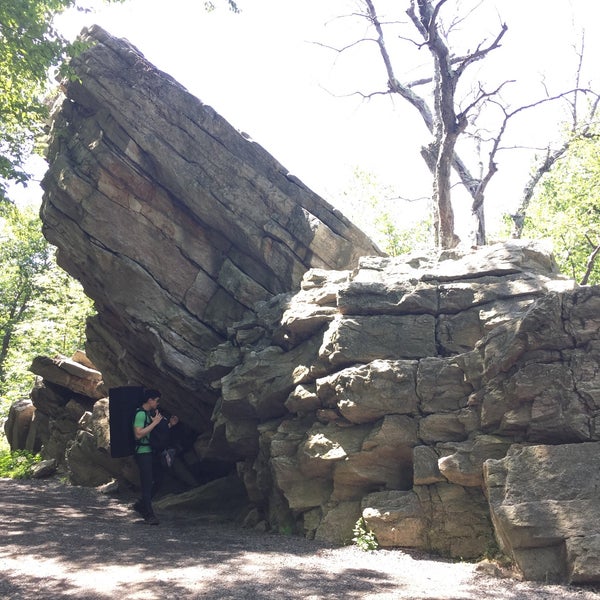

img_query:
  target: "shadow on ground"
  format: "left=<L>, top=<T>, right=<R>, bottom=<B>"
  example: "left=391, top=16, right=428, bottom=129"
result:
left=0, top=478, right=398, bottom=599
left=1, top=478, right=599, bottom=600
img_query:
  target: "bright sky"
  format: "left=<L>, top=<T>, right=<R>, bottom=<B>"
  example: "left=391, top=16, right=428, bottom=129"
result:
left=18, top=0, right=600, bottom=242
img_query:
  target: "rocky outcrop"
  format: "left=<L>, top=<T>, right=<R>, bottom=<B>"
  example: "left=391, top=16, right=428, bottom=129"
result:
left=485, top=443, right=600, bottom=583
left=4, top=352, right=114, bottom=484
left=18, top=237, right=599, bottom=581
left=206, top=241, right=599, bottom=567
left=30, top=25, right=600, bottom=584
left=40, top=25, right=381, bottom=433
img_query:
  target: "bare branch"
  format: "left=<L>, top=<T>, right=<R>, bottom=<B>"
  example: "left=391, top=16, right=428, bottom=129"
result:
left=429, top=0, right=451, bottom=39
left=385, top=193, right=431, bottom=203
left=510, top=83, right=600, bottom=237
left=310, top=38, right=375, bottom=55
left=365, top=0, right=435, bottom=131
left=507, top=88, right=599, bottom=121
left=457, top=80, right=515, bottom=121
left=581, top=242, right=600, bottom=286
left=407, top=53, right=491, bottom=88
left=407, top=76, right=434, bottom=88
left=406, top=1, right=429, bottom=40
left=454, top=23, right=508, bottom=78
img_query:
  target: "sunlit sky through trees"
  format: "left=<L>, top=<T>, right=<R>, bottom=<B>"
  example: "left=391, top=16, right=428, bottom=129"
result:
left=13, top=0, right=600, bottom=243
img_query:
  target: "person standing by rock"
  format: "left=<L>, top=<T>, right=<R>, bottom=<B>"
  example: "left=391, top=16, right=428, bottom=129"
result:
left=132, top=388, right=165, bottom=525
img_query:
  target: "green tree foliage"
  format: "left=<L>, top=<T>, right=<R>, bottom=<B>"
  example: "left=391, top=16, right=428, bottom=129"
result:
left=0, top=0, right=128, bottom=201
left=0, top=0, right=244, bottom=202
left=336, top=168, right=433, bottom=257
left=0, top=449, right=42, bottom=478
left=0, top=205, right=94, bottom=414
left=0, top=205, right=52, bottom=378
left=520, top=130, right=600, bottom=285
left=1, top=0, right=76, bottom=197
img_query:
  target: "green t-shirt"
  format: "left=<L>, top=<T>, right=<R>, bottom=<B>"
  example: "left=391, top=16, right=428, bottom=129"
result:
left=133, top=409, right=152, bottom=454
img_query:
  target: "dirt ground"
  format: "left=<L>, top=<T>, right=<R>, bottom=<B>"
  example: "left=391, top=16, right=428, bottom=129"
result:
left=1, top=478, right=599, bottom=600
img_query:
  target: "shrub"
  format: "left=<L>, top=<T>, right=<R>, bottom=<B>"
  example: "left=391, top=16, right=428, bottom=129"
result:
left=352, top=517, right=379, bottom=551
left=0, top=449, right=42, bottom=479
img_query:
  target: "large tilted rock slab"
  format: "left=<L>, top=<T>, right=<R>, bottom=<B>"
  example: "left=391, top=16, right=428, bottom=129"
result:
left=484, top=443, right=600, bottom=583
left=40, top=25, right=381, bottom=431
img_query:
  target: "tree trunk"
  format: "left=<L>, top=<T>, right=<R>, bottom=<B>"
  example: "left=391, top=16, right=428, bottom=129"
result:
left=434, top=135, right=460, bottom=248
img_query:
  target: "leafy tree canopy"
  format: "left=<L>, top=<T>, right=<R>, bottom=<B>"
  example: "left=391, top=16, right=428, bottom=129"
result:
left=336, top=168, right=432, bottom=257
left=521, top=126, right=600, bottom=285
left=0, top=204, right=94, bottom=415
left=0, top=0, right=127, bottom=200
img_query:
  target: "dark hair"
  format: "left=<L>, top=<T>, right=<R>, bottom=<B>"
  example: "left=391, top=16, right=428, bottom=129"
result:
left=144, top=388, right=161, bottom=402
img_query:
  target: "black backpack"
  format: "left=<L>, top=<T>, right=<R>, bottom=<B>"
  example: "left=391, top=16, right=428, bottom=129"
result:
left=135, top=408, right=176, bottom=468
left=108, top=386, right=144, bottom=458
left=149, top=415, right=171, bottom=452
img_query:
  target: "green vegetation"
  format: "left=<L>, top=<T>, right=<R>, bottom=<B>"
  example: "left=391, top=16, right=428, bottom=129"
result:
left=352, top=517, right=379, bottom=551
left=0, top=448, right=42, bottom=479
left=0, top=0, right=130, bottom=201
left=0, top=204, right=94, bottom=418
left=337, top=168, right=433, bottom=257
left=520, top=128, right=600, bottom=285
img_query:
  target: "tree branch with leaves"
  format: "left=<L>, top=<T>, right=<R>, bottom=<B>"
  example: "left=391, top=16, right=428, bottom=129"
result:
left=510, top=35, right=600, bottom=238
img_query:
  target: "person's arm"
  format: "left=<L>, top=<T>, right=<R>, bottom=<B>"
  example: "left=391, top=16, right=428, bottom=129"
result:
left=134, top=411, right=163, bottom=440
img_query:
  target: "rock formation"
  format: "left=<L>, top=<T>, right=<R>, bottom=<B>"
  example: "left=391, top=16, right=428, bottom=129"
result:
left=40, top=25, right=381, bottom=433
left=4, top=352, right=109, bottom=483
left=19, top=25, right=600, bottom=584
left=205, top=242, right=600, bottom=583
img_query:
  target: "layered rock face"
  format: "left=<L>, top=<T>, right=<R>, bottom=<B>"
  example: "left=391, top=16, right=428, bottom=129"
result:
left=33, top=26, right=600, bottom=584
left=40, top=26, right=381, bottom=432
left=207, top=242, right=600, bottom=581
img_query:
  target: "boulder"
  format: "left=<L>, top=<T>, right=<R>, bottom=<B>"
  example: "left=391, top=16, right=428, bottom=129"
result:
left=40, top=25, right=382, bottom=433
left=154, top=474, right=249, bottom=518
left=316, top=359, right=419, bottom=424
left=484, top=442, right=600, bottom=583
left=437, top=435, right=512, bottom=487
left=3, top=399, right=35, bottom=451
left=31, top=459, right=58, bottom=479
left=362, top=490, right=428, bottom=549
left=29, top=355, right=104, bottom=400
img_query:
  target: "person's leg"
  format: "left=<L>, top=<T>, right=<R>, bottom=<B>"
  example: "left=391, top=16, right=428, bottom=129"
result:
left=135, top=453, right=155, bottom=519
left=151, top=453, right=164, bottom=498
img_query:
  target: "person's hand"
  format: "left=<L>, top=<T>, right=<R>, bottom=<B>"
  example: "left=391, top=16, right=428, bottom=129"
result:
left=169, top=415, right=179, bottom=427
left=151, top=411, right=163, bottom=425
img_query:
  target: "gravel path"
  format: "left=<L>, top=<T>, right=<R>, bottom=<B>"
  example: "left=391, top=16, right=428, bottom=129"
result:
left=1, top=478, right=599, bottom=599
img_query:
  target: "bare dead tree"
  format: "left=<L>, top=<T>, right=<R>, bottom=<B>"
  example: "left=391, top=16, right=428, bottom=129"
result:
left=362, top=0, right=507, bottom=248
left=331, top=1, right=597, bottom=249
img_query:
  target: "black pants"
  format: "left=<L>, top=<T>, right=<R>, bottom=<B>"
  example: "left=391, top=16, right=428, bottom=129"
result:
left=135, top=452, right=157, bottom=517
